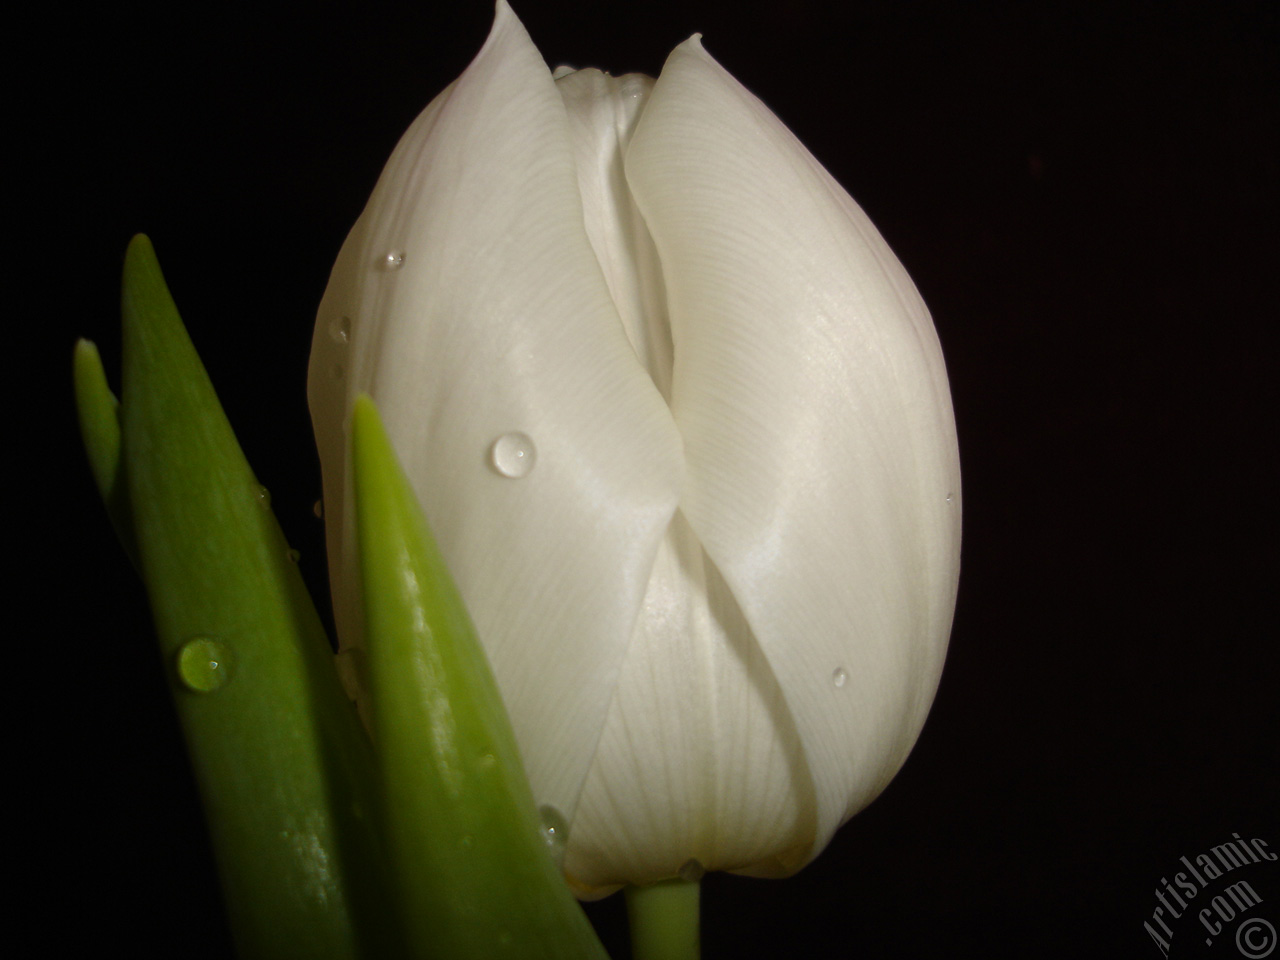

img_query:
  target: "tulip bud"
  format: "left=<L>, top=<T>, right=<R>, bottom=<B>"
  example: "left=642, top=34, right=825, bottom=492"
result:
left=309, top=0, right=960, bottom=898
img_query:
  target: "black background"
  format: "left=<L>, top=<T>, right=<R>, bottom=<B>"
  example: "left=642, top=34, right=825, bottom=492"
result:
left=28, top=0, right=1277, bottom=957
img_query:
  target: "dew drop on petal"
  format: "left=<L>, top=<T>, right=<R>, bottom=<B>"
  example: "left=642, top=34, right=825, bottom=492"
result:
left=489, top=432, right=536, bottom=478
left=312, top=498, right=324, bottom=519
left=256, top=485, right=271, bottom=509
left=287, top=547, right=301, bottom=564
left=945, top=491, right=954, bottom=504
left=832, top=667, right=848, bottom=688
left=329, top=315, right=351, bottom=343
left=539, top=804, right=569, bottom=865
left=177, top=637, right=234, bottom=693
left=381, top=250, right=404, bottom=270
left=678, top=858, right=705, bottom=882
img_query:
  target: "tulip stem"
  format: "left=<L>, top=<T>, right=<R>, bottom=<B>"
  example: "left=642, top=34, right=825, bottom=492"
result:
left=625, top=878, right=700, bottom=960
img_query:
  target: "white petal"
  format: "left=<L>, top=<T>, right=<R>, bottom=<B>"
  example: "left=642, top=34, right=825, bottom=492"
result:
left=308, top=0, right=683, bottom=825
left=626, top=37, right=962, bottom=864
left=556, top=68, right=671, bottom=400
left=555, top=63, right=814, bottom=895
left=564, top=511, right=814, bottom=894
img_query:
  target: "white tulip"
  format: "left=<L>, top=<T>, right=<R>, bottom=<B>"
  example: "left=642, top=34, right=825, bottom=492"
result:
left=309, top=0, right=960, bottom=898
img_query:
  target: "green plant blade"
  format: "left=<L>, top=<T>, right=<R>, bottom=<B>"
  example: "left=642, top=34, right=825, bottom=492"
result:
left=73, top=337, right=138, bottom=568
left=351, top=393, right=609, bottom=960
left=118, top=234, right=392, bottom=960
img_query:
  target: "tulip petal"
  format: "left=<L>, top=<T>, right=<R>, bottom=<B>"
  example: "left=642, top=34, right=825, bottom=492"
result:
left=564, top=510, right=815, bottom=892
left=553, top=61, right=819, bottom=895
left=626, top=38, right=962, bottom=862
left=555, top=68, right=671, bottom=400
left=309, top=0, right=683, bottom=829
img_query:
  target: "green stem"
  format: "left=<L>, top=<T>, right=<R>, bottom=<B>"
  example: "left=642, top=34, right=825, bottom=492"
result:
left=625, top=878, right=701, bottom=960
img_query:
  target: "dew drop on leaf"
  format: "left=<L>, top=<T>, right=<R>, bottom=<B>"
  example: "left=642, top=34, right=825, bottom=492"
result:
left=539, top=804, right=569, bottom=866
left=177, top=637, right=234, bottom=693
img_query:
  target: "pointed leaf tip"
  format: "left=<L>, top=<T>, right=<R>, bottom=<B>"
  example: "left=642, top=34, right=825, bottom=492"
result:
left=72, top=339, right=118, bottom=490
left=351, top=394, right=608, bottom=960
left=115, top=239, right=388, bottom=959
left=73, top=337, right=139, bottom=567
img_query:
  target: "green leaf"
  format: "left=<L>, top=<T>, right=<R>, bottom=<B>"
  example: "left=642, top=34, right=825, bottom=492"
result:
left=351, top=393, right=609, bottom=960
left=73, top=337, right=138, bottom=568
left=117, top=235, right=393, bottom=960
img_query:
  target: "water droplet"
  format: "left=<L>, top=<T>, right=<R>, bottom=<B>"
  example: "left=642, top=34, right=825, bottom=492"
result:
left=177, top=637, right=234, bottom=693
left=832, top=667, right=848, bottom=688
left=945, top=491, right=954, bottom=504
left=329, top=315, right=351, bottom=343
left=489, top=432, right=536, bottom=478
left=677, top=858, right=705, bottom=882
left=287, top=547, right=301, bottom=564
left=539, top=805, right=569, bottom=865
left=381, top=250, right=404, bottom=270
left=312, top=499, right=324, bottom=519
left=256, top=485, right=271, bottom=508
left=330, top=362, right=344, bottom=380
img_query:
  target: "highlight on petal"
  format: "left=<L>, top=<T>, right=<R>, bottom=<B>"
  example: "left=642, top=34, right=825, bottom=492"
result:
left=624, top=35, right=961, bottom=864
left=309, top=0, right=684, bottom=835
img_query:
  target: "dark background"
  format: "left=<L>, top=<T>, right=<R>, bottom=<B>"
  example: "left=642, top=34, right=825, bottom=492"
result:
left=29, top=0, right=1276, bottom=957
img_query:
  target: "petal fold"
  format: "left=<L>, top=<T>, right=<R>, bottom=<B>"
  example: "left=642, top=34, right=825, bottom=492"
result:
left=556, top=68, right=671, bottom=401
left=565, top=510, right=814, bottom=893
